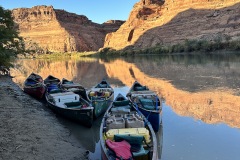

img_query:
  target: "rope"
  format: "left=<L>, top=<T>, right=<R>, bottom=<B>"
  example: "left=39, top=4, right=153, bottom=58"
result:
left=146, top=110, right=152, bottom=120
left=134, top=102, right=142, bottom=116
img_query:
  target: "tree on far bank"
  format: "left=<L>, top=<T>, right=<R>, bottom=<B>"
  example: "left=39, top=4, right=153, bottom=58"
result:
left=0, top=6, right=25, bottom=68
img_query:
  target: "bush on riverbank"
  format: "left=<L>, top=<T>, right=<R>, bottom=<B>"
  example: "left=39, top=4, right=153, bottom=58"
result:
left=30, top=51, right=97, bottom=59
left=98, top=39, right=240, bottom=57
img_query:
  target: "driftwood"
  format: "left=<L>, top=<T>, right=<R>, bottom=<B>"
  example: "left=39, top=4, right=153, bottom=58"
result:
left=15, top=145, right=22, bottom=150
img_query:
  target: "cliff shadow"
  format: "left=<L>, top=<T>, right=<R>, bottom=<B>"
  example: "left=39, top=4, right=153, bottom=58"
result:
left=122, top=2, right=240, bottom=51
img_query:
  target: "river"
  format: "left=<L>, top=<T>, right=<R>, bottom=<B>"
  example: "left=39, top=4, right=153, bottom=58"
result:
left=10, top=53, right=240, bottom=160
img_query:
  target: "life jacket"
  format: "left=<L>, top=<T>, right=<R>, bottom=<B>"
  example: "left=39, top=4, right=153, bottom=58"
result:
left=106, top=139, right=133, bottom=160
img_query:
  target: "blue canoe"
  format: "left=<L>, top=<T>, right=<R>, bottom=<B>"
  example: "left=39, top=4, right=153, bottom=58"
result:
left=126, top=81, right=162, bottom=132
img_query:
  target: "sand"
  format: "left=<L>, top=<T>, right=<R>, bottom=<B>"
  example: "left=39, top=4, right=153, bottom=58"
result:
left=0, top=75, right=88, bottom=160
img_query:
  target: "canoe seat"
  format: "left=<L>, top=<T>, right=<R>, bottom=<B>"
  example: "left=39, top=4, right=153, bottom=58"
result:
left=64, top=81, right=73, bottom=84
left=49, top=89, right=62, bottom=94
left=111, top=107, right=131, bottom=114
left=134, top=86, right=148, bottom=91
left=65, top=101, right=81, bottom=108
left=26, top=79, right=37, bottom=85
left=97, top=83, right=108, bottom=88
left=139, top=98, right=156, bottom=110
left=113, top=100, right=130, bottom=106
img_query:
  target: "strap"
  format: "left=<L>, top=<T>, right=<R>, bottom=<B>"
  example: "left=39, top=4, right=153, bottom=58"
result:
left=143, top=136, right=151, bottom=148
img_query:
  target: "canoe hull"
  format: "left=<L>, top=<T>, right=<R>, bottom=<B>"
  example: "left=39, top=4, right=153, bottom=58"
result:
left=24, top=86, right=46, bottom=99
left=138, top=107, right=161, bottom=132
left=86, top=79, right=114, bottom=118
left=92, top=95, right=114, bottom=118
left=44, top=75, right=60, bottom=86
left=127, top=81, right=162, bottom=132
left=45, top=91, right=94, bottom=128
left=23, top=73, right=46, bottom=99
left=47, top=101, right=93, bottom=127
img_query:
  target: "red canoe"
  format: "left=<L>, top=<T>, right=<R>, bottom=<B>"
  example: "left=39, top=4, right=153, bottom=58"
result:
left=23, top=73, right=46, bottom=99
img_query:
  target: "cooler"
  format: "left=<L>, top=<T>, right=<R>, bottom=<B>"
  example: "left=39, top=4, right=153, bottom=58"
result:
left=49, top=92, right=80, bottom=108
left=105, top=128, right=151, bottom=143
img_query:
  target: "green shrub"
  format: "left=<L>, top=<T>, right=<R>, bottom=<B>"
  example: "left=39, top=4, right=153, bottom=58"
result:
left=0, top=6, right=25, bottom=68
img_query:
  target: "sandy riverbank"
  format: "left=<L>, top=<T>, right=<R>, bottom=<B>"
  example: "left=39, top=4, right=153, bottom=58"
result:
left=0, top=75, right=88, bottom=160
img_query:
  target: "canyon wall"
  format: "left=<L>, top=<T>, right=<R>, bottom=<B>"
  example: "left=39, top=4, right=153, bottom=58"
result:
left=12, top=6, right=124, bottom=53
left=104, top=0, right=240, bottom=50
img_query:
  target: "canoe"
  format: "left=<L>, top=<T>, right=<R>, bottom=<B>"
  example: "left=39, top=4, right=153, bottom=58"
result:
left=43, top=75, right=61, bottom=93
left=44, top=75, right=61, bottom=86
left=45, top=88, right=94, bottom=128
left=23, top=73, right=46, bottom=99
left=60, top=78, right=88, bottom=100
left=126, top=81, right=162, bottom=132
left=100, top=93, right=158, bottom=160
left=86, top=79, right=114, bottom=118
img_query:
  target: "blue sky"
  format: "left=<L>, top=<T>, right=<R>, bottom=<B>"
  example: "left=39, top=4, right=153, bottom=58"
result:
left=0, top=0, right=139, bottom=24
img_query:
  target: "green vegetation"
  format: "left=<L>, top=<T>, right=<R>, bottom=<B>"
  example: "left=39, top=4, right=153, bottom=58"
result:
left=33, top=51, right=98, bottom=59
left=0, top=6, right=25, bottom=70
left=98, top=39, right=240, bottom=57
left=16, top=38, right=240, bottom=63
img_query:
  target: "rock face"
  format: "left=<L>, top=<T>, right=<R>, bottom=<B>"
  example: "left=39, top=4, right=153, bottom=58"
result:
left=104, top=0, right=240, bottom=50
left=12, top=6, right=124, bottom=53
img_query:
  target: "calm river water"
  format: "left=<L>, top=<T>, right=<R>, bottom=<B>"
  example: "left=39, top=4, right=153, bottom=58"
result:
left=11, top=53, right=240, bottom=160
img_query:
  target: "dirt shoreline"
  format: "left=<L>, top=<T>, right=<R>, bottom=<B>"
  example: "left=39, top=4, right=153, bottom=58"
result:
left=0, top=75, right=88, bottom=160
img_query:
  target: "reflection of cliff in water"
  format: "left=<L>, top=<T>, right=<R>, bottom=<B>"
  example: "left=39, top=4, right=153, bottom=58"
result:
left=11, top=59, right=80, bottom=87
left=10, top=58, right=122, bottom=89
left=102, top=56, right=240, bottom=129
left=123, top=54, right=240, bottom=95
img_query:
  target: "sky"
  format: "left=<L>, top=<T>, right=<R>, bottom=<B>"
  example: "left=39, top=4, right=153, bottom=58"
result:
left=0, top=0, right=139, bottom=24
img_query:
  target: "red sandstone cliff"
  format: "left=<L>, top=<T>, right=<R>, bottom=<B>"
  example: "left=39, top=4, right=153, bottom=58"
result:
left=12, top=6, right=124, bottom=53
left=104, top=0, right=240, bottom=50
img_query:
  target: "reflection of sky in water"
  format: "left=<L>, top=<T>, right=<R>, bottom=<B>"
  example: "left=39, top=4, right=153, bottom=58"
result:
left=113, top=86, right=130, bottom=98
left=162, top=103, right=240, bottom=160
